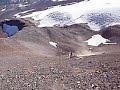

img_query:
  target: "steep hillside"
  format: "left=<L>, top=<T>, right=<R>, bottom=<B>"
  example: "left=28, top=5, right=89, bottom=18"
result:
left=0, top=0, right=120, bottom=89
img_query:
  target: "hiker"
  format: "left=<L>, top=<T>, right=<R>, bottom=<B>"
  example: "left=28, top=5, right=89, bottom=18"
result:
left=68, top=51, right=73, bottom=58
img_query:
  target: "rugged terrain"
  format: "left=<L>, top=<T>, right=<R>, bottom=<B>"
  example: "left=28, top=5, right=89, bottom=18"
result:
left=0, top=20, right=120, bottom=89
left=0, top=0, right=120, bottom=90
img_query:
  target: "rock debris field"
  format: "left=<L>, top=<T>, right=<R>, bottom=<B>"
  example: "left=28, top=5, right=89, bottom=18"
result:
left=0, top=19, right=119, bottom=90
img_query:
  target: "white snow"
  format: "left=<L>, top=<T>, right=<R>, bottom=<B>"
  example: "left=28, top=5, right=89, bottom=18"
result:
left=18, top=0, right=120, bottom=30
left=106, top=22, right=120, bottom=28
left=19, top=4, right=29, bottom=7
left=49, top=41, right=57, bottom=47
left=85, top=34, right=110, bottom=46
left=14, top=14, right=21, bottom=18
left=1, top=8, right=6, bottom=12
left=52, top=0, right=66, bottom=2
left=14, top=9, right=35, bottom=18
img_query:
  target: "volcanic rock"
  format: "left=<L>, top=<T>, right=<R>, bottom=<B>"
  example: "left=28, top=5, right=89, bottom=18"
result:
left=102, top=25, right=120, bottom=43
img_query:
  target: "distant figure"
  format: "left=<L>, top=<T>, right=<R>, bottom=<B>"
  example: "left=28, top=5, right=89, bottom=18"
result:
left=68, top=51, right=73, bottom=58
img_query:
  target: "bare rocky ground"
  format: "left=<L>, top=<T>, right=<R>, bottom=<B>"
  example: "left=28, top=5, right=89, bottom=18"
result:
left=0, top=21, right=120, bottom=90
left=0, top=50, right=120, bottom=90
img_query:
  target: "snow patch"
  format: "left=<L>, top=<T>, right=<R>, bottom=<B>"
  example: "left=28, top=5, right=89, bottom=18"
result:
left=49, top=41, right=57, bottom=47
left=85, top=34, right=110, bottom=46
left=14, top=9, right=35, bottom=18
left=52, top=0, right=66, bottom=2
left=106, top=22, right=120, bottom=28
left=14, top=14, right=21, bottom=18
left=1, top=8, right=6, bottom=12
left=19, top=4, right=29, bottom=7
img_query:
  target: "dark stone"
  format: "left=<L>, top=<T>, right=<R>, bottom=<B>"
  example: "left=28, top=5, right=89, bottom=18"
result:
left=101, top=25, right=120, bottom=42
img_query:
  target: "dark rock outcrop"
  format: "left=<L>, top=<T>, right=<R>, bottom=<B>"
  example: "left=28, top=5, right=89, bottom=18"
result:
left=102, top=25, right=120, bottom=42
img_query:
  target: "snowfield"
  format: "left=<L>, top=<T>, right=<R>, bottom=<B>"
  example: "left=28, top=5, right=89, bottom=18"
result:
left=39, top=11, right=73, bottom=27
left=17, top=0, right=120, bottom=31
left=80, top=8, right=120, bottom=30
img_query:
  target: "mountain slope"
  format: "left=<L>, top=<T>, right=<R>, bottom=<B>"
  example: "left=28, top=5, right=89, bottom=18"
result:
left=0, top=0, right=120, bottom=89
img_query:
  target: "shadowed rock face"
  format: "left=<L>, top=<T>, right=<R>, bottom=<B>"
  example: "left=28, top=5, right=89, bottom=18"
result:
left=102, top=25, right=120, bottom=42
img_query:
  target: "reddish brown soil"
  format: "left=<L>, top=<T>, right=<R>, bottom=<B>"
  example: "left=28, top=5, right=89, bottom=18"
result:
left=0, top=26, right=7, bottom=38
